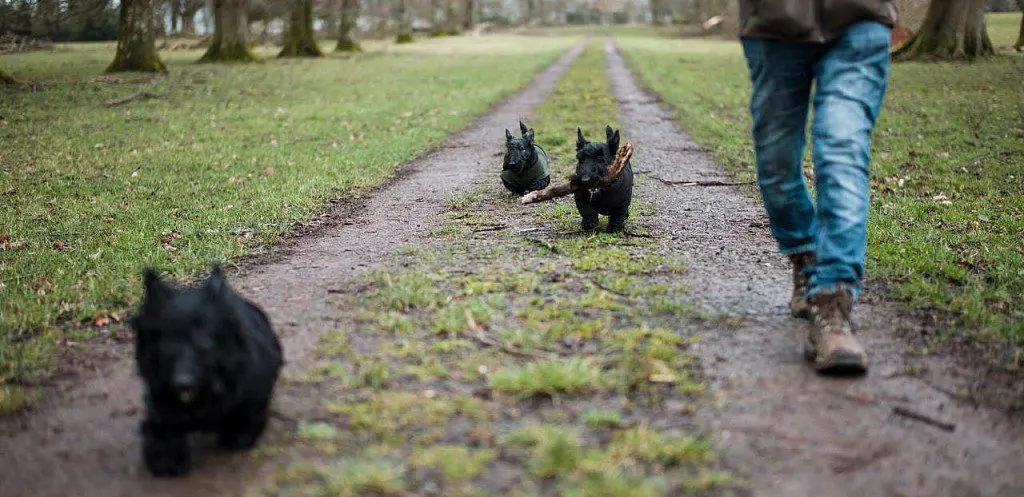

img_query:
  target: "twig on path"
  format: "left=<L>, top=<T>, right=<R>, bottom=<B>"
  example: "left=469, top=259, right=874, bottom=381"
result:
left=464, top=309, right=559, bottom=360
left=892, top=405, right=956, bottom=432
left=525, top=236, right=560, bottom=254
left=472, top=224, right=507, bottom=233
left=587, top=277, right=630, bottom=297
left=654, top=177, right=753, bottom=187
left=104, top=91, right=159, bottom=108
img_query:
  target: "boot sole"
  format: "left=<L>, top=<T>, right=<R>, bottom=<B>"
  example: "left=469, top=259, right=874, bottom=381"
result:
left=804, top=344, right=867, bottom=376
left=815, top=350, right=868, bottom=376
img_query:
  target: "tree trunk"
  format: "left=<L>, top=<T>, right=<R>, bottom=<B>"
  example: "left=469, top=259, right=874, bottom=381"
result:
left=181, top=7, right=199, bottom=35
left=430, top=0, right=446, bottom=35
left=171, top=0, right=180, bottom=33
left=336, top=0, right=362, bottom=51
left=445, top=0, right=461, bottom=34
left=280, top=0, right=324, bottom=56
left=462, top=0, right=476, bottom=31
left=107, top=0, right=167, bottom=73
left=1015, top=10, right=1023, bottom=51
left=199, top=0, right=257, bottom=62
left=894, top=0, right=995, bottom=61
left=651, top=0, right=665, bottom=25
left=395, top=0, right=413, bottom=43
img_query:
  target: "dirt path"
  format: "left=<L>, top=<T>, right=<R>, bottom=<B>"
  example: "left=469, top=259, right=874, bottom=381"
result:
left=604, top=39, right=1024, bottom=496
left=0, top=43, right=584, bottom=497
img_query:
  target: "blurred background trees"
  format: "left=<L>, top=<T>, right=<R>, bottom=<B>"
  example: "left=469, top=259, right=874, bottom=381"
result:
left=1, top=0, right=1019, bottom=70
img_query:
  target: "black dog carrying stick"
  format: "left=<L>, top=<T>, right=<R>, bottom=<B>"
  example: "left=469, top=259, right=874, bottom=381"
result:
left=521, top=142, right=634, bottom=205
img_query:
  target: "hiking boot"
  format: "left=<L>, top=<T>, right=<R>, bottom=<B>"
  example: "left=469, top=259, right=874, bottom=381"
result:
left=805, top=289, right=868, bottom=375
left=788, top=252, right=815, bottom=320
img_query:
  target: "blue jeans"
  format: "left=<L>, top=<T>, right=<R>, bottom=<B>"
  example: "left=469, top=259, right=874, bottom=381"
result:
left=741, top=21, right=891, bottom=300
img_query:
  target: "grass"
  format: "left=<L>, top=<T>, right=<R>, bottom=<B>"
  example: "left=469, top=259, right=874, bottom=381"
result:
left=490, top=358, right=606, bottom=397
left=0, top=35, right=581, bottom=387
left=615, top=17, right=1024, bottom=353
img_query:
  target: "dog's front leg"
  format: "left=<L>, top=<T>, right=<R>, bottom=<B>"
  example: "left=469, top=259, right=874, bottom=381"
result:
left=141, top=411, right=190, bottom=477
left=606, top=205, right=630, bottom=233
left=574, top=191, right=600, bottom=231
left=527, top=175, right=551, bottom=193
left=217, top=398, right=269, bottom=450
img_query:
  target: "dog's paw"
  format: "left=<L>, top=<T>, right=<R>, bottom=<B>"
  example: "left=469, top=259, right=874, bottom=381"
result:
left=218, top=430, right=259, bottom=451
left=143, top=436, right=190, bottom=477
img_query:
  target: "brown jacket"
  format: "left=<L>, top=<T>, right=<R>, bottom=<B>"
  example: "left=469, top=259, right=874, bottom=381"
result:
left=739, top=0, right=898, bottom=43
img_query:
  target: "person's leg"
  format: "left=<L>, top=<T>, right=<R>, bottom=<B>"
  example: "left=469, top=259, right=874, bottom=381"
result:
left=809, top=21, right=892, bottom=300
left=741, top=38, right=818, bottom=318
left=804, top=20, right=892, bottom=374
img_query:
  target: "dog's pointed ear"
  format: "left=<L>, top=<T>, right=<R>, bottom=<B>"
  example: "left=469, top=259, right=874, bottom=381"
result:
left=524, top=127, right=534, bottom=143
left=142, top=268, right=172, bottom=309
left=607, top=127, right=620, bottom=154
left=505, top=129, right=513, bottom=142
left=519, top=120, right=529, bottom=135
left=205, top=263, right=225, bottom=299
left=576, top=128, right=586, bottom=151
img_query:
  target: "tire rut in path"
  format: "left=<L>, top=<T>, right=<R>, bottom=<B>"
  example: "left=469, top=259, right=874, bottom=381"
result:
left=604, top=39, right=1024, bottom=497
left=0, top=43, right=585, bottom=497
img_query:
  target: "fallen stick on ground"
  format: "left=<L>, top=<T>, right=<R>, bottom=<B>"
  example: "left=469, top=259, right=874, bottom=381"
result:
left=892, top=405, right=956, bottom=432
left=464, top=309, right=559, bottom=360
left=471, top=224, right=507, bottom=233
left=525, top=236, right=559, bottom=254
left=521, top=142, right=634, bottom=204
left=104, top=92, right=159, bottom=108
left=654, top=177, right=754, bottom=187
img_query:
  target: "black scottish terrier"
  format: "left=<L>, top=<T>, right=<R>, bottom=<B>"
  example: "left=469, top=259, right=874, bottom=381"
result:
left=574, top=125, right=634, bottom=232
left=501, top=121, right=551, bottom=195
left=130, top=265, right=283, bottom=477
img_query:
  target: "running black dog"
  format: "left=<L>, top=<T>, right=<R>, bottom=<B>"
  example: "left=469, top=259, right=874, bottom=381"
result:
left=573, top=125, right=633, bottom=232
left=130, top=265, right=283, bottom=477
left=501, top=121, right=550, bottom=195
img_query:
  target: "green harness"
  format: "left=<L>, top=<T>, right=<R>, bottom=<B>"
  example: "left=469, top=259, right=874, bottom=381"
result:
left=501, top=144, right=549, bottom=191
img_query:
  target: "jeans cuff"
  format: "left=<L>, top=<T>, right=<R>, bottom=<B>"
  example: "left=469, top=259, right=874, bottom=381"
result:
left=807, top=281, right=861, bottom=301
left=779, top=243, right=816, bottom=257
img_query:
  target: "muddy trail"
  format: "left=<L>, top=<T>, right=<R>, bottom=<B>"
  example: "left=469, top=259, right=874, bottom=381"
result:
left=603, top=40, right=1024, bottom=496
left=0, top=43, right=585, bottom=497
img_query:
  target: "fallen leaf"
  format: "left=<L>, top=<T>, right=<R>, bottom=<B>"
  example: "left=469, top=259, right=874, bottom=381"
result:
left=263, top=167, right=276, bottom=175
left=647, top=359, right=677, bottom=384
left=94, top=316, right=111, bottom=327
left=53, top=241, right=67, bottom=251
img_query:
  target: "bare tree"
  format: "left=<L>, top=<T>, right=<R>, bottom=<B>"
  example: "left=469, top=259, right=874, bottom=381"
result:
left=1015, top=1, right=1023, bottom=51
left=106, top=0, right=167, bottom=72
left=462, top=0, right=476, bottom=31
left=199, top=0, right=257, bottom=61
left=445, top=0, right=461, bottom=34
left=395, top=0, right=413, bottom=43
left=336, top=0, right=361, bottom=51
left=429, top=0, right=447, bottom=35
left=894, top=0, right=995, bottom=60
left=177, top=0, right=204, bottom=35
left=280, top=0, right=324, bottom=56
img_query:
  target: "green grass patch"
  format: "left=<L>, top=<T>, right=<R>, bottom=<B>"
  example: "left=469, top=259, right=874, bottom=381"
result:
left=490, top=358, right=606, bottom=397
left=0, top=35, right=581, bottom=387
left=616, top=24, right=1024, bottom=350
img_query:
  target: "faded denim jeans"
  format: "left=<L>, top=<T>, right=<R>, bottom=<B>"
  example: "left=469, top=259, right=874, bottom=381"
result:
left=741, top=21, right=892, bottom=300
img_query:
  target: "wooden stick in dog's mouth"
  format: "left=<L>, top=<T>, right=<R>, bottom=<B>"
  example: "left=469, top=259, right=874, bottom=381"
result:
left=521, top=142, right=633, bottom=205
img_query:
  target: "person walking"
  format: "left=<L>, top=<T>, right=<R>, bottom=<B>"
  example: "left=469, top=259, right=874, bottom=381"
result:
left=738, top=1, right=898, bottom=374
